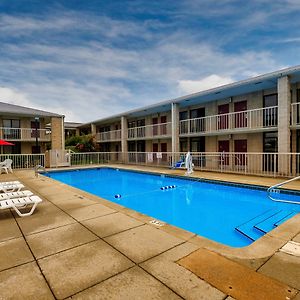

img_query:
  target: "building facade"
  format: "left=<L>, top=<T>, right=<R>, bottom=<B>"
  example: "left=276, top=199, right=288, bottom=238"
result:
left=78, top=66, right=300, bottom=175
left=0, top=102, right=65, bottom=154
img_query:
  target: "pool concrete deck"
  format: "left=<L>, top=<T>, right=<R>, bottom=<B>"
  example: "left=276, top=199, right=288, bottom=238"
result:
left=0, top=165, right=299, bottom=299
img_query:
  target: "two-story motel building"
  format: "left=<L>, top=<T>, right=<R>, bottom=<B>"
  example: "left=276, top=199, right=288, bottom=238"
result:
left=0, top=102, right=64, bottom=154
left=78, top=66, right=300, bottom=174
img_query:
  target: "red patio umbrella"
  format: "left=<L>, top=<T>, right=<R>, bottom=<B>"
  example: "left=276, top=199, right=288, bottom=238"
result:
left=0, top=139, right=14, bottom=146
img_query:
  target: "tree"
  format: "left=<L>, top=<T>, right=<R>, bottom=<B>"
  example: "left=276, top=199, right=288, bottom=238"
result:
left=65, top=134, right=97, bottom=152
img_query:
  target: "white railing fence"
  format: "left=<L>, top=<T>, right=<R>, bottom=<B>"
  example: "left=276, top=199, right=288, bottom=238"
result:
left=0, top=127, right=51, bottom=141
left=0, top=154, right=45, bottom=169
left=179, top=106, right=278, bottom=135
left=70, top=152, right=122, bottom=166
left=96, top=130, right=121, bottom=142
left=179, top=152, right=298, bottom=178
left=291, top=102, right=300, bottom=126
left=65, top=151, right=300, bottom=178
left=3, top=151, right=299, bottom=178
left=128, top=122, right=172, bottom=139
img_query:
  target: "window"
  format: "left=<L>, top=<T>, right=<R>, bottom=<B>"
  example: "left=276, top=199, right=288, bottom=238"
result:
left=263, top=132, right=278, bottom=152
left=263, top=94, right=278, bottom=127
left=191, top=137, right=205, bottom=167
left=179, top=111, right=188, bottom=120
left=263, top=132, right=278, bottom=172
left=136, top=119, right=145, bottom=138
left=3, top=142, right=21, bottom=154
left=180, top=138, right=188, bottom=152
left=128, top=121, right=136, bottom=128
left=179, top=111, right=189, bottom=134
left=2, top=119, right=20, bottom=139
left=190, top=108, right=205, bottom=132
left=99, top=126, right=110, bottom=133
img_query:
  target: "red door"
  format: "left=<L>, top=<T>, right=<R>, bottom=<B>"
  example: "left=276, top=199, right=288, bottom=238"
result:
left=218, top=104, right=229, bottom=130
left=160, top=116, right=167, bottom=135
left=152, top=118, right=158, bottom=136
left=161, top=143, right=167, bottom=162
left=234, top=101, right=247, bottom=128
left=234, top=139, right=247, bottom=166
left=218, top=140, right=229, bottom=165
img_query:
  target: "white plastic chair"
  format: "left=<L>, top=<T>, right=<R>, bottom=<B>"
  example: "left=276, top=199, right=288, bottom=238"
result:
left=0, top=159, right=13, bottom=174
left=0, top=195, right=42, bottom=217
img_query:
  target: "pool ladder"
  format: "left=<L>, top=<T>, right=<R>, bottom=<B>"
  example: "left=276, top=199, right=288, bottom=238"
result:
left=267, top=175, right=300, bottom=205
left=34, top=165, right=47, bottom=177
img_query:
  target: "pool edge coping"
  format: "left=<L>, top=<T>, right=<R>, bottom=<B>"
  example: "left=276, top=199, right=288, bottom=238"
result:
left=39, top=165, right=300, bottom=263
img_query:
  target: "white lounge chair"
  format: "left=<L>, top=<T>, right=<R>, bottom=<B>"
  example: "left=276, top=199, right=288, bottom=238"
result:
left=0, top=159, right=13, bottom=174
left=0, top=195, right=42, bottom=217
left=0, top=190, right=33, bottom=201
left=0, top=183, right=24, bottom=193
left=0, top=181, right=21, bottom=185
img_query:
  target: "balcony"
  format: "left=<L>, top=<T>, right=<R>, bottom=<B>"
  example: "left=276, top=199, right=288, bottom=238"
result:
left=0, top=127, right=51, bottom=141
left=96, top=130, right=121, bottom=142
left=179, top=106, right=278, bottom=136
left=291, top=102, right=300, bottom=128
left=127, top=122, right=172, bottom=140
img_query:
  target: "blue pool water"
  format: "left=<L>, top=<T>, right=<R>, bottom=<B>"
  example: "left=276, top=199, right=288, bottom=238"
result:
left=45, top=168, right=300, bottom=247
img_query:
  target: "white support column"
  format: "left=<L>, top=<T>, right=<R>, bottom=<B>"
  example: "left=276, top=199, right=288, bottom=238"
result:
left=91, top=123, right=96, bottom=135
left=171, top=103, right=180, bottom=163
left=121, top=116, right=128, bottom=163
left=278, top=75, right=291, bottom=175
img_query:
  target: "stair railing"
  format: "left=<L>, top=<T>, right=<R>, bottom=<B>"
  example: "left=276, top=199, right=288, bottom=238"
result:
left=267, top=175, right=300, bottom=205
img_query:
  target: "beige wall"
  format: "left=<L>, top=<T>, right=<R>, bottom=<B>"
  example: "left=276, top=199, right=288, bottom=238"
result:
left=51, top=116, right=64, bottom=150
left=21, top=143, right=32, bottom=154
left=145, top=139, right=172, bottom=152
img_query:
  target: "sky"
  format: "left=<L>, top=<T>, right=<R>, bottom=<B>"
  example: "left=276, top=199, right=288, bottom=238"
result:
left=0, top=0, right=300, bottom=122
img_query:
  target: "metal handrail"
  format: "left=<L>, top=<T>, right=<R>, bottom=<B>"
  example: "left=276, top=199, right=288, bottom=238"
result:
left=267, top=175, right=300, bottom=204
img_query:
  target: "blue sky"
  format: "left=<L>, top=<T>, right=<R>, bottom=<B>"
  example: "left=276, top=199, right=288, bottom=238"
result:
left=0, top=0, right=300, bottom=122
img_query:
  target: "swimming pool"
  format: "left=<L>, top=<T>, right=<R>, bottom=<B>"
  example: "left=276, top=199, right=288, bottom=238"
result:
left=45, top=168, right=300, bottom=247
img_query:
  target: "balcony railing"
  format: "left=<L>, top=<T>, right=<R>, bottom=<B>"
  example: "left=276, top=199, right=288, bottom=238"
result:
left=96, top=130, right=121, bottom=142
left=291, top=102, right=300, bottom=127
left=0, top=127, right=51, bottom=141
left=179, top=106, right=278, bottom=135
left=128, top=122, right=172, bottom=139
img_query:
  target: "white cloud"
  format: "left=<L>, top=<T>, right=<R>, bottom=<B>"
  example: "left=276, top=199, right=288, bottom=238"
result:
left=0, top=87, right=32, bottom=107
left=278, top=37, right=300, bottom=43
left=178, top=75, right=234, bottom=94
left=0, top=9, right=287, bottom=123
